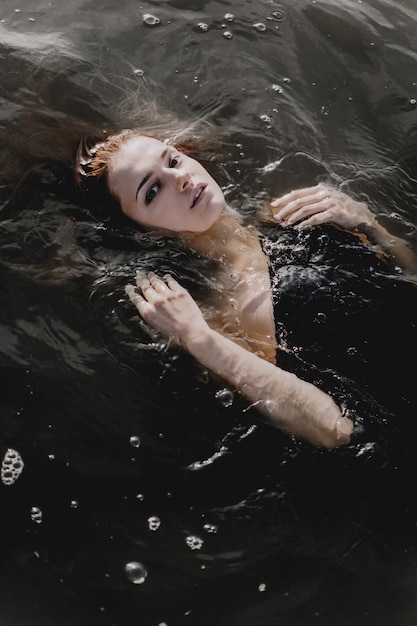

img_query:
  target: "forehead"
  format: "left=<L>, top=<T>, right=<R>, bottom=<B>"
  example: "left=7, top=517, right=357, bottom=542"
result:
left=112, top=135, right=166, bottom=169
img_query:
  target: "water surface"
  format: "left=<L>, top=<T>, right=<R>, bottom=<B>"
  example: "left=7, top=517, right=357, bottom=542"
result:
left=1, top=1, right=417, bottom=625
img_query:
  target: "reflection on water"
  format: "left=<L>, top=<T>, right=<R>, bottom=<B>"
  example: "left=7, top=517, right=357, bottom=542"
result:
left=1, top=0, right=417, bottom=624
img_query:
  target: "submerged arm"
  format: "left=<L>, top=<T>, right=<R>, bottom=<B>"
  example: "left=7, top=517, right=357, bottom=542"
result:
left=271, top=184, right=417, bottom=276
left=126, top=272, right=352, bottom=449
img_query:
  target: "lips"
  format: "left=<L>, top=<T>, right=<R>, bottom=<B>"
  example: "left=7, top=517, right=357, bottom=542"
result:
left=191, top=184, right=207, bottom=208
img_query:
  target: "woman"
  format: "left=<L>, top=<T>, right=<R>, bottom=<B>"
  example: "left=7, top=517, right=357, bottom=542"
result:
left=77, top=130, right=417, bottom=449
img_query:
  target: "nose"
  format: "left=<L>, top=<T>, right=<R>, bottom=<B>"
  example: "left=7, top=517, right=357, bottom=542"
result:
left=171, top=168, right=191, bottom=191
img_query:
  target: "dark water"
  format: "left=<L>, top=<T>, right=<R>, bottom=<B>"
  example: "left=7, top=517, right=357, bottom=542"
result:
left=1, top=0, right=417, bottom=625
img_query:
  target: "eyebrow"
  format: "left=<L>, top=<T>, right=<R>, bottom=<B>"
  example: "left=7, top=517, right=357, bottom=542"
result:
left=135, top=147, right=169, bottom=200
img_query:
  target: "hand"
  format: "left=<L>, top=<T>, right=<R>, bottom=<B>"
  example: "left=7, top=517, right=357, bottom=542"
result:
left=125, top=272, right=209, bottom=346
left=271, top=184, right=377, bottom=231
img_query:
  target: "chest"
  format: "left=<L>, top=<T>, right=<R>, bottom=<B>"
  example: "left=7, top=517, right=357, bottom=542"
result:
left=209, top=245, right=277, bottom=360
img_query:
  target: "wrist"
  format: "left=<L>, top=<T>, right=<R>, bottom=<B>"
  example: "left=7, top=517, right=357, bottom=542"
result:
left=181, top=323, right=216, bottom=355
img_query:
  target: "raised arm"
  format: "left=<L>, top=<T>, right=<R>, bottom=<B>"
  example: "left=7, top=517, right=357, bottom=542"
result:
left=271, top=184, right=417, bottom=276
left=126, top=272, right=353, bottom=448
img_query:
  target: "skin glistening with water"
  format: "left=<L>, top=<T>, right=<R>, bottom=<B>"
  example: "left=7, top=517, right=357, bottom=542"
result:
left=85, top=133, right=417, bottom=449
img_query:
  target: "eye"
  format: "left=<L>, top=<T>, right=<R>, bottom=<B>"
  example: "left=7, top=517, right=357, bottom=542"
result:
left=146, top=182, right=160, bottom=204
left=169, top=155, right=180, bottom=168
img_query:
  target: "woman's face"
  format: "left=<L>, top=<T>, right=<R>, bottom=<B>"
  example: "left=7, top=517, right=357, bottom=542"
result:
left=108, top=135, right=226, bottom=233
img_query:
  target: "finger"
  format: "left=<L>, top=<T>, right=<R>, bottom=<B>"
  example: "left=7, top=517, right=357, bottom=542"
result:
left=134, top=270, right=148, bottom=286
left=125, top=284, right=151, bottom=311
left=275, top=194, right=332, bottom=223
left=134, top=274, right=160, bottom=301
left=270, top=185, right=324, bottom=208
left=293, top=209, right=333, bottom=229
left=148, top=272, right=170, bottom=294
left=285, top=198, right=333, bottom=225
left=135, top=272, right=151, bottom=289
left=163, top=274, right=184, bottom=293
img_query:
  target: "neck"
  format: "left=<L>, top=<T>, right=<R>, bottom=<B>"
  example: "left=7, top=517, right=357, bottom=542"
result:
left=180, top=205, right=256, bottom=262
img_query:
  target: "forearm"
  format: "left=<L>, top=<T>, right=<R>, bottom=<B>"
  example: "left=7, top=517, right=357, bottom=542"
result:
left=182, top=327, right=352, bottom=448
left=359, top=215, right=417, bottom=276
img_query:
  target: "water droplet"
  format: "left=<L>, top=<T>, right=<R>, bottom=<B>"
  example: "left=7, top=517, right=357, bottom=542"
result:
left=215, top=388, right=234, bottom=407
left=148, top=516, right=161, bottom=531
left=253, top=22, right=266, bottom=32
left=185, top=535, right=204, bottom=550
left=1, top=448, right=24, bottom=485
left=223, top=30, right=233, bottom=39
left=125, top=561, right=147, bottom=584
left=264, top=399, right=276, bottom=413
left=130, top=435, right=141, bottom=448
left=142, top=13, right=160, bottom=26
left=30, top=506, right=43, bottom=524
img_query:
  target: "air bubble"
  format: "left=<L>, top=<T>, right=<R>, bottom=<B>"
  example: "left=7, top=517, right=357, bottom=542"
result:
left=142, top=13, right=160, bottom=26
left=185, top=535, right=204, bottom=550
left=224, top=13, right=234, bottom=21
left=203, top=523, right=218, bottom=534
left=253, top=22, right=266, bottom=32
left=30, top=506, right=43, bottom=524
left=223, top=31, right=233, bottom=39
left=410, top=99, right=416, bottom=105
left=215, top=388, right=234, bottom=407
left=272, top=9, right=285, bottom=21
left=1, top=448, right=24, bottom=485
left=148, top=516, right=161, bottom=531
left=272, top=84, right=283, bottom=93
left=130, top=435, right=141, bottom=448
left=260, top=114, right=271, bottom=123
left=197, top=22, right=209, bottom=31
left=125, top=561, right=147, bottom=584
